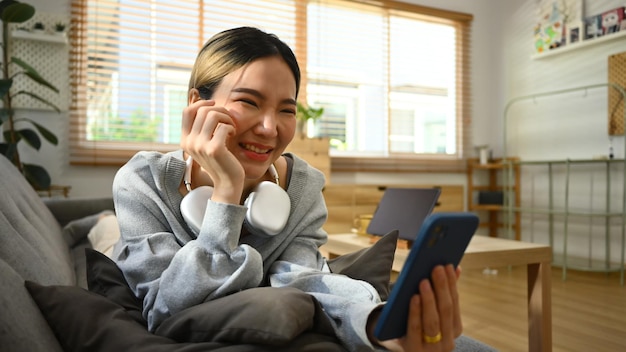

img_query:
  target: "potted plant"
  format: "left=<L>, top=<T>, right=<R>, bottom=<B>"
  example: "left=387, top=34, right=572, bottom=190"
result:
left=32, top=21, right=44, bottom=33
left=0, top=0, right=60, bottom=190
left=54, top=22, right=65, bottom=34
left=296, top=102, right=324, bottom=138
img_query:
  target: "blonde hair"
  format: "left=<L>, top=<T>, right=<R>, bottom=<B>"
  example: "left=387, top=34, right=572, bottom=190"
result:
left=188, top=27, right=300, bottom=99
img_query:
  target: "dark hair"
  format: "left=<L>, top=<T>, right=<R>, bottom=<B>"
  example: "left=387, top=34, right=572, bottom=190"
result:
left=189, top=27, right=301, bottom=99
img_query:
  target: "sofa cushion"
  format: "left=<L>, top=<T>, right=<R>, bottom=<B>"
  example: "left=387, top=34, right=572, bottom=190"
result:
left=25, top=278, right=346, bottom=352
left=0, top=260, right=63, bottom=352
left=327, top=230, right=398, bottom=301
left=0, top=156, right=74, bottom=286
left=87, top=212, right=120, bottom=257
left=86, top=248, right=146, bottom=325
left=72, top=239, right=95, bottom=288
left=82, top=231, right=399, bottom=345
left=156, top=287, right=321, bottom=345
left=85, top=248, right=333, bottom=345
left=62, top=210, right=119, bottom=288
left=84, top=230, right=399, bottom=334
left=24, top=280, right=226, bottom=352
left=62, top=211, right=108, bottom=247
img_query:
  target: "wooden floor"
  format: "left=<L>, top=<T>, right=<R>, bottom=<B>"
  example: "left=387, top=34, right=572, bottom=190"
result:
left=458, top=265, right=626, bottom=352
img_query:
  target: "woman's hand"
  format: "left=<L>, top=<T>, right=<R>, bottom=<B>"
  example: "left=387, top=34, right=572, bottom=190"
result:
left=371, top=264, right=463, bottom=352
left=180, top=99, right=244, bottom=204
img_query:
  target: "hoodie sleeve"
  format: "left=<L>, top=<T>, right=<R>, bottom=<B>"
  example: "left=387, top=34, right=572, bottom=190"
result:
left=267, top=159, right=383, bottom=351
left=112, top=152, right=264, bottom=331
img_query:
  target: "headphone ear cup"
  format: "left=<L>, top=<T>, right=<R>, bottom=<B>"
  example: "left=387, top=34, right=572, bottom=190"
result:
left=181, top=182, right=290, bottom=237
left=180, top=186, right=213, bottom=235
left=244, top=181, right=291, bottom=236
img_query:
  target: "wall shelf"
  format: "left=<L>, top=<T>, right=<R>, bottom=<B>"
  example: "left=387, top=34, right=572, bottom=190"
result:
left=11, top=30, right=67, bottom=45
left=531, top=30, right=626, bottom=60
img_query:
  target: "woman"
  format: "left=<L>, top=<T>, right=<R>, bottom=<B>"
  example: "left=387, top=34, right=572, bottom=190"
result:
left=112, top=26, right=463, bottom=352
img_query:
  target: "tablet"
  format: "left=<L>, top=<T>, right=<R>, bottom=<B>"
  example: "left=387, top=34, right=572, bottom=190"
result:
left=367, top=188, right=441, bottom=241
left=373, top=212, right=479, bottom=341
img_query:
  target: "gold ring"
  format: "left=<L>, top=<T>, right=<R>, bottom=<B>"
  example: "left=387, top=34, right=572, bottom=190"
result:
left=423, top=332, right=442, bottom=344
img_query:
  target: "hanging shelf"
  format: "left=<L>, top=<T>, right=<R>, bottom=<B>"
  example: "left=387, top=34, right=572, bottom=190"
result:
left=531, top=30, right=626, bottom=60
left=11, top=30, right=68, bottom=45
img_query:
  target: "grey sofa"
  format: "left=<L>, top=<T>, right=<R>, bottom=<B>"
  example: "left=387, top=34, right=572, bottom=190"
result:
left=0, top=155, right=114, bottom=351
left=0, top=155, right=495, bottom=352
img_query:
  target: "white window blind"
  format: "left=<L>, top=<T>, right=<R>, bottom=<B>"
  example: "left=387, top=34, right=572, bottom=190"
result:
left=69, top=0, right=471, bottom=171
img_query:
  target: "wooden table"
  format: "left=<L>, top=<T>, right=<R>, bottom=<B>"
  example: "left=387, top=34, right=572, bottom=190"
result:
left=321, top=234, right=553, bottom=352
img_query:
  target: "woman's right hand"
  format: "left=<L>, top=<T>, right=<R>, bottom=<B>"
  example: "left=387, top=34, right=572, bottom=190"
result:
left=180, top=99, right=245, bottom=204
left=369, top=264, right=463, bottom=352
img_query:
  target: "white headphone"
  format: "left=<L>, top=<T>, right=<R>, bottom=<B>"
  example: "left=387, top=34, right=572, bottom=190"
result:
left=180, top=156, right=291, bottom=236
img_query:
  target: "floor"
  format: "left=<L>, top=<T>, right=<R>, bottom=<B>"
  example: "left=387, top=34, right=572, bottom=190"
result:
left=458, top=265, right=626, bottom=352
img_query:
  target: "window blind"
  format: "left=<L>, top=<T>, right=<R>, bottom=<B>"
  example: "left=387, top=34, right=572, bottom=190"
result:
left=69, top=0, right=303, bottom=165
left=69, top=0, right=471, bottom=172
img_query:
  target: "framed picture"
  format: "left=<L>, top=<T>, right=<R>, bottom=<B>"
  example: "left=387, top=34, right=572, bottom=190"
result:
left=601, top=7, right=625, bottom=35
left=568, top=24, right=581, bottom=44
left=584, top=14, right=603, bottom=39
left=534, top=0, right=583, bottom=51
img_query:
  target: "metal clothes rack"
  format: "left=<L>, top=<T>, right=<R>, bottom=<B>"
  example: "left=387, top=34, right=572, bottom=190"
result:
left=501, top=83, right=626, bottom=285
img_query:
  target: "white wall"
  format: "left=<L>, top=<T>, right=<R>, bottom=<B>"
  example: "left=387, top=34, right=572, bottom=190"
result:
left=502, top=0, right=626, bottom=159
left=500, top=0, right=626, bottom=265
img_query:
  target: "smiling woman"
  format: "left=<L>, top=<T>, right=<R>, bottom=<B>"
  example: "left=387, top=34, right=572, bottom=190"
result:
left=106, top=26, right=492, bottom=352
left=68, top=0, right=472, bottom=172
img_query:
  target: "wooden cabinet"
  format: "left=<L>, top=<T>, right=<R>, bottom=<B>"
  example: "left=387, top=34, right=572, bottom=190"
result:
left=466, top=157, right=520, bottom=240
left=285, top=136, right=330, bottom=184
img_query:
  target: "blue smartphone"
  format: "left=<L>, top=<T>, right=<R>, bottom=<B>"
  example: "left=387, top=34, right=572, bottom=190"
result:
left=373, top=212, right=479, bottom=341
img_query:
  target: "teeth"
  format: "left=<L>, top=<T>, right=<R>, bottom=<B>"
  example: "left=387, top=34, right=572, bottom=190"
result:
left=242, top=143, right=270, bottom=154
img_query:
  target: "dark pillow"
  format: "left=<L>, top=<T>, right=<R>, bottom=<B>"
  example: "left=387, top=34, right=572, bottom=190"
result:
left=80, top=232, right=395, bottom=348
left=156, top=287, right=324, bottom=346
left=85, top=248, right=338, bottom=347
left=25, top=280, right=345, bottom=352
left=327, top=230, right=398, bottom=301
left=23, top=281, right=231, bottom=352
left=85, top=248, right=145, bottom=325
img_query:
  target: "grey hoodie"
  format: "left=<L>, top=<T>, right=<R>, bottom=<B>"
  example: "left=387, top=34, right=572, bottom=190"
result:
left=111, top=150, right=381, bottom=351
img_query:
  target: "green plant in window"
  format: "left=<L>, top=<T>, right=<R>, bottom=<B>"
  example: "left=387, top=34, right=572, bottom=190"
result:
left=296, top=102, right=324, bottom=138
left=128, top=108, right=161, bottom=142
left=90, top=108, right=161, bottom=143
left=0, top=0, right=60, bottom=190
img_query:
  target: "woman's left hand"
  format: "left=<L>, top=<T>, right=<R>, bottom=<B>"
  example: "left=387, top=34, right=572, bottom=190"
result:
left=370, top=264, right=463, bottom=352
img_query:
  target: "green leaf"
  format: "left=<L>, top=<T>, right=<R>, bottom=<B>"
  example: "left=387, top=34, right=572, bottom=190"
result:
left=21, top=118, right=58, bottom=145
left=0, top=142, right=17, bottom=160
left=3, top=129, right=19, bottom=143
left=17, top=128, right=41, bottom=150
left=296, top=102, right=324, bottom=121
left=23, top=163, right=51, bottom=190
left=0, top=108, right=10, bottom=124
left=13, top=91, right=61, bottom=112
left=0, top=78, right=12, bottom=97
left=1, top=2, right=35, bottom=23
left=11, top=57, right=59, bottom=93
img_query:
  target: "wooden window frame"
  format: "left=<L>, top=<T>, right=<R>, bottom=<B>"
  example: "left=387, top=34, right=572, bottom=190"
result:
left=69, top=0, right=472, bottom=172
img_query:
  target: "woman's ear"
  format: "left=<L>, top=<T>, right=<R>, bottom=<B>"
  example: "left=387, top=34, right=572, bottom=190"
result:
left=188, top=88, right=201, bottom=105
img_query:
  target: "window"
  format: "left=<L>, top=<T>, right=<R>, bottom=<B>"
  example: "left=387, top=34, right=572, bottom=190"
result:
left=70, top=0, right=472, bottom=171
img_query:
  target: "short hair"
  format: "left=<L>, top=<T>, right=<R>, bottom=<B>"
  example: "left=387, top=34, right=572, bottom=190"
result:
left=188, top=27, right=301, bottom=100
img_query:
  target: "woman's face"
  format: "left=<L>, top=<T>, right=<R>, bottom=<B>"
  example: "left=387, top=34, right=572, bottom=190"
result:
left=210, top=56, right=297, bottom=179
